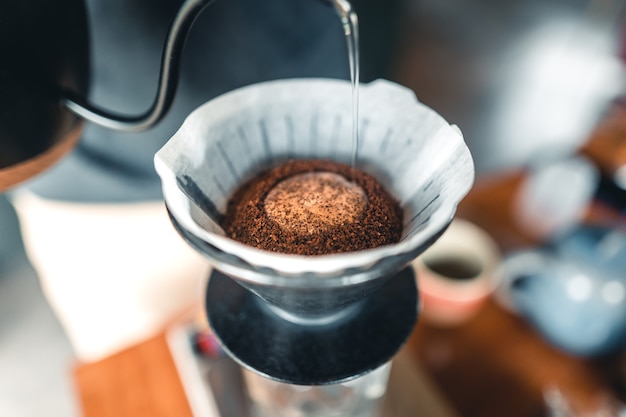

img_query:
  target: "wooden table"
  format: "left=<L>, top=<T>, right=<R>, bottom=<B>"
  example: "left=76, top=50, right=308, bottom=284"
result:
left=74, top=332, right=195, bottom=417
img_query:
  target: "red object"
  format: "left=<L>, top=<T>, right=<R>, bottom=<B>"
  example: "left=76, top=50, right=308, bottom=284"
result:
left=194, top=331, right=223, bottom=358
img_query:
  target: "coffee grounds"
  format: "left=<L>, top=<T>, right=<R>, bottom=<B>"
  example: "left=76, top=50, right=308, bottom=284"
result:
left=264, top=171, right=368, bottom=235
left=221, top=159, right=403, bottom=255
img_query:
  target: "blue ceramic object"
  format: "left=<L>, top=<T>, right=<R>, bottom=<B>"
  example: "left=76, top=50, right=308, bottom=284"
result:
left=501, top=226, right=626, bottom=357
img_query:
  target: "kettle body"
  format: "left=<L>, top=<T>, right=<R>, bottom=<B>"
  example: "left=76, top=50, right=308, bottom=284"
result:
left=500, top=226, right=626, bottom=357
left=0, top=0, right=89, bottom=191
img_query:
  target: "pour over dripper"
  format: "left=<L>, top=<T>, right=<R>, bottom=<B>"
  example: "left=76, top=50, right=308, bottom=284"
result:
left=155, top=78, right=474, bottom=384
left=156, top=78, right=473, bottom=278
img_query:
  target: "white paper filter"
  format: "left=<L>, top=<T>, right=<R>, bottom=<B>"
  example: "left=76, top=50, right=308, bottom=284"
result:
left=155, top=78, right=474, bottom=277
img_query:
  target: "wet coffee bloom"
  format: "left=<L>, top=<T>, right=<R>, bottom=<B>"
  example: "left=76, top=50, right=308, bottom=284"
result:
left=222, top=159, right=403, bottom=255
left=265, top=171, right=368, bottom=235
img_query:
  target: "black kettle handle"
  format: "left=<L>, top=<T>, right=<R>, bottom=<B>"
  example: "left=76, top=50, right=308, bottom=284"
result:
left=61, top=0, right=348, bottom=133
left=60, top=0, right=215, bottom=132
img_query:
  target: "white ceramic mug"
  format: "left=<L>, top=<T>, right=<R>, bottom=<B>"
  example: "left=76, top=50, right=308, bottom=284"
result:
left=413, top=219, right=503, bottom=326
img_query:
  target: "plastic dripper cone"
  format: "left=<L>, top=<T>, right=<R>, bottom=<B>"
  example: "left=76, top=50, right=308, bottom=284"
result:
left=155, top=78, right=474, bottom=314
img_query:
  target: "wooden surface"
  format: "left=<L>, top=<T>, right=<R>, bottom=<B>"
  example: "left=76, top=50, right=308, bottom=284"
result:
left=74, top=332, right=194, bottom=417
left=580, top=103, right=626, bottom=176
left=409, top=298, right=625, bottom=417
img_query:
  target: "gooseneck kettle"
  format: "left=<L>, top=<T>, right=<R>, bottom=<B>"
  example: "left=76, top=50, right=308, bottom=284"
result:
left=0, top=0, right=349, bottom=191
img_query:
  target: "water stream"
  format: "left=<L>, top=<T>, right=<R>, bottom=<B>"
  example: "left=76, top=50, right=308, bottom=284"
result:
left=331, top=0, right=360, bottom=172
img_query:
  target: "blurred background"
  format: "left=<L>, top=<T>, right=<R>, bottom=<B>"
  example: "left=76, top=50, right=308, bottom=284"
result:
left=1, top=0, right=624, bottom=416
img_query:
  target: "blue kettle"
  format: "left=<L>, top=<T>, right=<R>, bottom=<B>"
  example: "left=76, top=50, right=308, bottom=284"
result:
left=500, top=225, right=626, bottom=357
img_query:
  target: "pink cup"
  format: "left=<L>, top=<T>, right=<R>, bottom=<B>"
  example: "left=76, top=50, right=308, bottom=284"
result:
left=413, top=219, right=503, bottom=326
